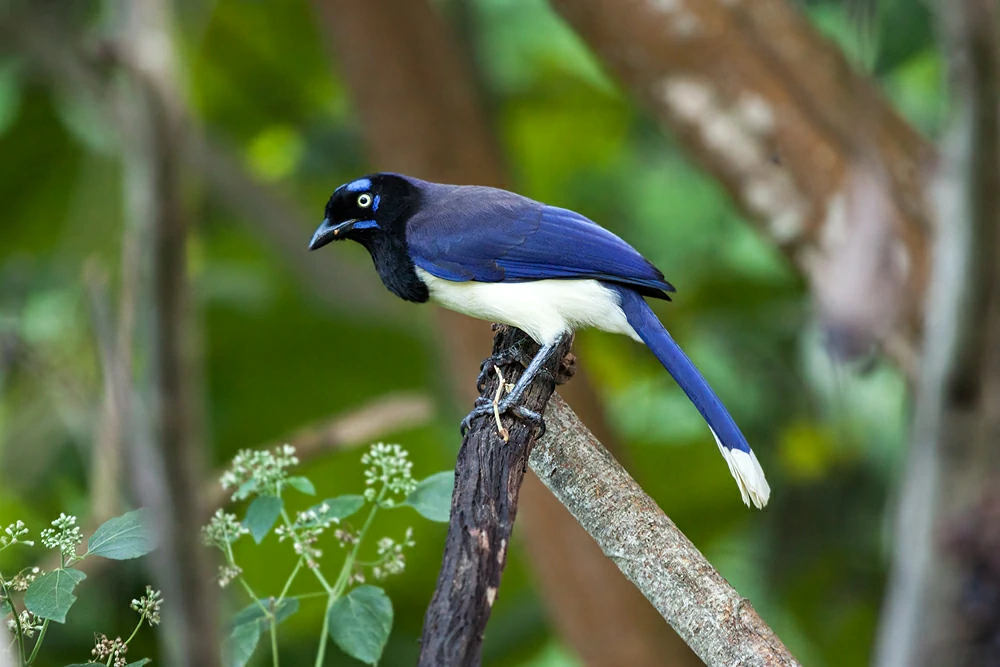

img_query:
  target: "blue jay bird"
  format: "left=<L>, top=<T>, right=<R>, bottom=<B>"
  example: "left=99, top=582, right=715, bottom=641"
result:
left=309, top=173, right=770, bottom=508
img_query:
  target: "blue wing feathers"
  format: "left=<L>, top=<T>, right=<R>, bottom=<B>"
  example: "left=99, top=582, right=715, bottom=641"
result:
left=405, top=183, right=674, bottom=297
left=612, top=285, right=752, bottom=455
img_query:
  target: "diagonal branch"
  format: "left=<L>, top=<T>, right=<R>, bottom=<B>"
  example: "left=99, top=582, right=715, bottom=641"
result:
left=551, top=0, right=935, bottom=369
left=533, top=393, right=799, bottom=667
left=421, top=326, right=799, bottom=667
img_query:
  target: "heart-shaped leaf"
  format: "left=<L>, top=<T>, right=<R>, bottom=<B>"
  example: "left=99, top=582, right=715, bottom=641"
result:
left=404, top=472, right=454, bottom=522
left=327, top=585, right=393, bottom=665
left=316, top=495, right=366, bottom=521
left=286, top=476, right=316, bottom=496
left=222, top=621, right=261, bottom=667
left=87, top=509, right=156, bottom=560
left=24, top=568, right=86, bottom=623
left=244, top=496, right=283, bottom=544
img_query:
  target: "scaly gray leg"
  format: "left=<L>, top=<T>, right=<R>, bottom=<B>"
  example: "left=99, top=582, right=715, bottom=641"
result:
left=461, top=333, right=569, bottom=437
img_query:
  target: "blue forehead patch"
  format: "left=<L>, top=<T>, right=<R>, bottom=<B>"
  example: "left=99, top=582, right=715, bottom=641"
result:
left=353, top=219, right=379, bottom=230
left=345, top=178, right=372, bottom=192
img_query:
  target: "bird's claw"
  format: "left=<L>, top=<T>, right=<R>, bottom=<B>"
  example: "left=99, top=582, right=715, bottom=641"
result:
left=476, top=345, right=531, bottom=392
left=459, top=396, right=546, bottom=439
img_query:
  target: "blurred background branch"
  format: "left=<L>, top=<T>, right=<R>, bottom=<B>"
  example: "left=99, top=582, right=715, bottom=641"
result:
left=552, top=0, right=935, bottom=373
left=112, top=0, right=221, bottom=664
left=876, top=1, right=1000, bottom=665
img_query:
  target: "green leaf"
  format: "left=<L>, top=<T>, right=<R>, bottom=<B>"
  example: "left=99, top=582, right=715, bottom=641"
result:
left=1, top=596, right=12, bottom=615
left=317, top=495, right=366, bottom=520
left=244, top=496, right=283, bottom=544
left=327, top=585, right=393, bottom=665
left=222, top=621, right=261, bottom=667
left=286, top=476, right=316, bottom=495
left=404, top=472, right=454, bottom=522
left=24, top=568, right=86, bottom=623
left=87, top=509, right=156, bottom=560
left=126, top=660, right=152, bottom=667
left=231, top=597, right=299, bottom=629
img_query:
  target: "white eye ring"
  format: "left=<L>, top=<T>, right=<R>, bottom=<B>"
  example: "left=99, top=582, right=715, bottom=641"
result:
left=357, top=193, right=373, bottom=208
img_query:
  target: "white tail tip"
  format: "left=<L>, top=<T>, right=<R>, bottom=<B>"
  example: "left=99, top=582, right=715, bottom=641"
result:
left=710, top=428, right=771, bottom=509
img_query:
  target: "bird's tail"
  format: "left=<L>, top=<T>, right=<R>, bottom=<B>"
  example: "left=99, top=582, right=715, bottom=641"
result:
left=613, top=286, right=771, bottom=509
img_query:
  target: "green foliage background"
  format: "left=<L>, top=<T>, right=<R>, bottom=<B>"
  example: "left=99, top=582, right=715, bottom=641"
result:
left=0, top=0, right=944, bottom=664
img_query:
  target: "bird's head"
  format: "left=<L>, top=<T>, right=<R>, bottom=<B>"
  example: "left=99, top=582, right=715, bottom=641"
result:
left=308, top=173, right=418, bottom=251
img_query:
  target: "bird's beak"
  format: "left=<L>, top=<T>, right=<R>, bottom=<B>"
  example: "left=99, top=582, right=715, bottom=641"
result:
left=309, top=218, right=355, bottom=251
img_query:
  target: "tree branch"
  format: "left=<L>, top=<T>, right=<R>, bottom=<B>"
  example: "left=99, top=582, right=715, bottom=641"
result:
left=418, top=326, right=576, bottom=666
left=421, top=327, right=798, bottom=666
left=114, top=2, right=220, bottom=664
left=532, top=393, right=799, bottom=667
left=551, top=0, right=935, bottom=368
left=203, top=392, right=434, bottom=510
left=875, top=1, right=1000, bottom=665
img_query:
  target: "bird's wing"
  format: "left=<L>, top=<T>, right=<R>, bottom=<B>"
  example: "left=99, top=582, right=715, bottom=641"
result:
left=405, top=186, right=675, bottom=297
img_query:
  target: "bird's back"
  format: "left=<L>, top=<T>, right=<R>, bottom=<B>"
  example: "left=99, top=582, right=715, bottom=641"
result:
left=404, top=182, right=675, bottom=299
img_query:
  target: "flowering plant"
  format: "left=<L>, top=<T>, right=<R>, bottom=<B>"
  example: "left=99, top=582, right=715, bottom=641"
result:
left=204, top=442, right=453, bottom=667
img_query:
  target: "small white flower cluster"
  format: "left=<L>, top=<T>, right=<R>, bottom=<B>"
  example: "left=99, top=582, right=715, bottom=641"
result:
left=333, top=527, right=358, bottom=548
left=274, top=502, right=340, bottom=569
left=40, top=514, right=82, bottom=558
left=202, top=509, right=249, bottom=550
left=294, top=503, right=338, bottom=530
left=8, top=567, right=41, bottom=592
left=372, top=527, right=415, bottom=580
left=7, top=610, right=42, bottom=639
left=361, top=443, right=417, bottom=503
left=1, top=520, right=33, bottom=548
left=217, top=564, right=243, bottom=588
left=220, top=445, right=299, bottom=500
left=130, top=586, right=162, bottom=626
left=92, top=634, right=128, bottom=667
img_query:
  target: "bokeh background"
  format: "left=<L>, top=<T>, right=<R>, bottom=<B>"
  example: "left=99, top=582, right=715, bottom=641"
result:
left=0, top=0, right=960, bottom=666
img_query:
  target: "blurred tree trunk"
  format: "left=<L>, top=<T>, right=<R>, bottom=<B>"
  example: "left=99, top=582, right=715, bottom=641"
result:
left=551, top=0, right=935, bottom=372
left=115, top=2, right=221, bottom=665
left=311, top=0, right=701, bottom=664
left=875, top=1, right=1000, bottom=665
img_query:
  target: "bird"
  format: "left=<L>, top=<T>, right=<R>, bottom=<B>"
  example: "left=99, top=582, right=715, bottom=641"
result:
left=309, top=173, right=770, bottom=508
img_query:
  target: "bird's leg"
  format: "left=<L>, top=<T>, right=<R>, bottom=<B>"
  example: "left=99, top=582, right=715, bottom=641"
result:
left=461, top=333, right=569, bottom=437
left=476, top=338, right=532, bottom=392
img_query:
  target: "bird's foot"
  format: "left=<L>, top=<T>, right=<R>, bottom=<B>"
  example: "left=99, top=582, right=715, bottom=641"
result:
left=459, top=395, right=546, bottom=440
left=476, top=344, right=532, bottom=392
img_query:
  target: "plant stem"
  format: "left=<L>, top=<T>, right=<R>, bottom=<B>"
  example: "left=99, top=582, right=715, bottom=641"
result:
left=0, top=573, right=25, bottom=665
left=270, top=615, right=280, bottom=667
left=124, top=614, right=146, bottom=646
left=25, top=619, right=48, bottom=665
left=333, top=489, right=385, bottom=597
left=278, top=510, right=333, bottom=593
left=314, top=594, right=335, bottom=667
left=237, top=576, right=271, bottom=619
left=290, top=591, right=328, bottom=601
left=277, top=559, right=303, bottom=603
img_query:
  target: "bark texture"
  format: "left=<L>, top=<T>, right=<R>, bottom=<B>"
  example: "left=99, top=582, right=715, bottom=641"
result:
left=418, top=327, right=576, bottom=666
left=531, top=393, right=801, bottom=667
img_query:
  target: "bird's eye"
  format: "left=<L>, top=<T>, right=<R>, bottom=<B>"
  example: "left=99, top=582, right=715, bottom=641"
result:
left=357, top=193, right=373, bottom=208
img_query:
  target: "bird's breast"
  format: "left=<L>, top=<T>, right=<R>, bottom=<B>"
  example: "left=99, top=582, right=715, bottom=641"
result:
left=414, top=268, right=640, bottom=345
